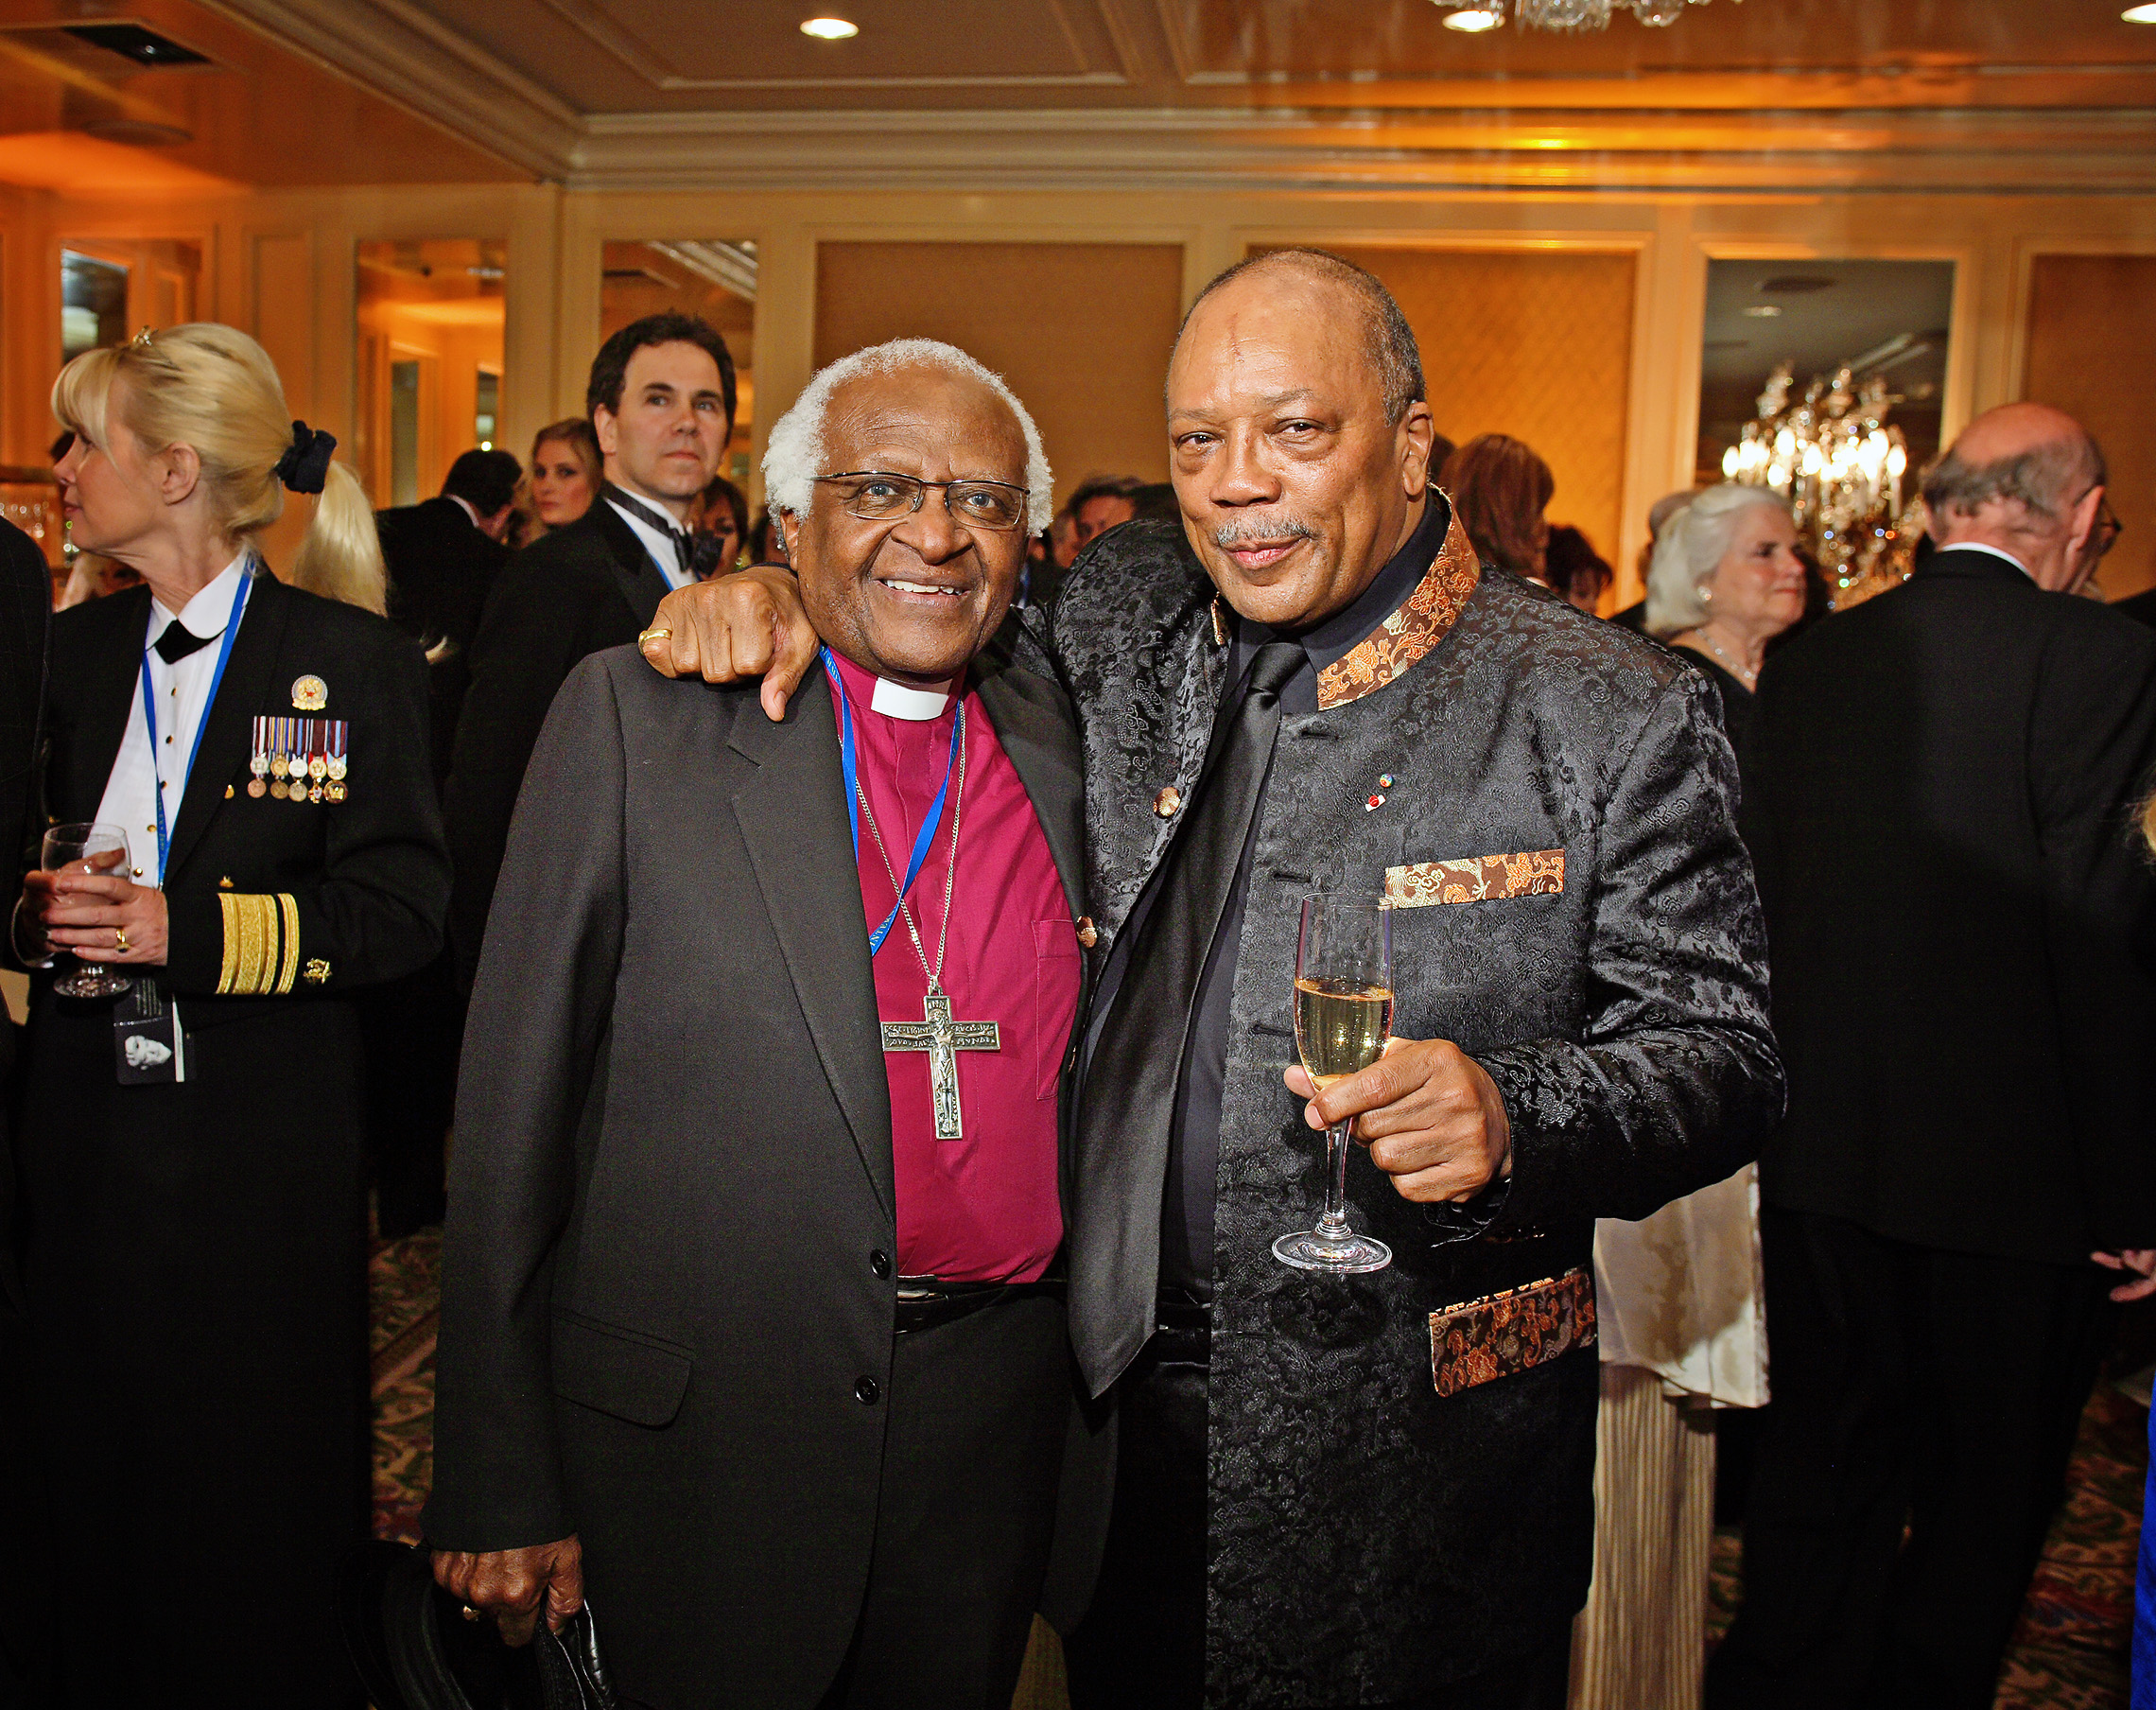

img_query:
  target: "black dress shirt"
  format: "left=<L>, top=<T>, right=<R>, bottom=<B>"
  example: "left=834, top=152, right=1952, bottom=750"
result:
left=1087, top=496, right=1453, bottom=1299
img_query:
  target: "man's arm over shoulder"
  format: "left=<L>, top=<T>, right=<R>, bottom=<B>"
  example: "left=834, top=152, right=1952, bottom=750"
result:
left=428, top=651, right=632, bottom=1552
left=2031, top=608, right=2156, bottom=1247
left=1470, top=667, right=1785, bottom=1231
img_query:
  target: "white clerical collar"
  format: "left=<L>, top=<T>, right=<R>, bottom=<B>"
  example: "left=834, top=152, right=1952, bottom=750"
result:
left=1945, top=541, right=2034, bottom=582
left=870, top=677, right=953, bottom=721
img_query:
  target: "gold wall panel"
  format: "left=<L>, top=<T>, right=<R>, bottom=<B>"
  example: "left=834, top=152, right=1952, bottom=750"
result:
left=1310, top=245, right=1638, bottom=573
left=814, top=241, right=1184, bottom=508
left=2025, top=254, right=2156, bottom=602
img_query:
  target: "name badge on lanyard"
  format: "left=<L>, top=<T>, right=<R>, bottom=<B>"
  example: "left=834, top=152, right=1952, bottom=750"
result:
left=116, top=567, right=252, bottom=1085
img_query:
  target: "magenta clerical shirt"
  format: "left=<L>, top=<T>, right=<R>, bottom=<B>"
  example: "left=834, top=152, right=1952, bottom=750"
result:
left=826, top=651, right=1076, bottom=1283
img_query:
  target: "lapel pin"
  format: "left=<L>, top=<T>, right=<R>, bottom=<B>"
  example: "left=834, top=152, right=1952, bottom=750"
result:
left=291, top=675, right=327, bottom=711
left=1365, top=774, right=1394, bottom=811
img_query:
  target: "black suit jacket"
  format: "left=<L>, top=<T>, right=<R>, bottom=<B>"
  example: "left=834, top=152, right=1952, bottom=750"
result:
left=1746, top=548, right=2156, bottom=1262
left=444, top=502, right=669, bottom=989
left=429, top=635, right=1092, bottom=1704
left=375, top=497, right=508, bottom=789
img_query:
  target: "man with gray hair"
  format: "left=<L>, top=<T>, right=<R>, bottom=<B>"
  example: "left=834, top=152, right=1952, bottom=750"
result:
left=1708, top=401, right=2156, bottom=1707
left=647, top=248, right=1782, bottom=1707
left=428, top=339, right=1099, bottom=1709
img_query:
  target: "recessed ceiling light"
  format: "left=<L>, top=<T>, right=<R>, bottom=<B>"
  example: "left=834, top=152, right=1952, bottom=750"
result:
left=1742, top=305, right=1783, bottom=318
left=800, top=16, right=859, bottom=38
left=2123, top=3, right=2156, bottom=22
left=1444, top=8, right=1503, bottom=29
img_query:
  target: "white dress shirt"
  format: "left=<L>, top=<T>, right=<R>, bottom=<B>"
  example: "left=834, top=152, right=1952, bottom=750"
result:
left=605, top=496, right=694, bottom=592
left=93, top=554, right=252, bottom=884
left=1945, top=541, right=2034, bottom=582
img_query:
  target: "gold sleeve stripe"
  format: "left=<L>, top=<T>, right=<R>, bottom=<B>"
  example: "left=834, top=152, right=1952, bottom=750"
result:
left=217, top=893, right=243, bottom=993
left=273, top=893, right=301, bottom=996
left=216, top=893, right=284, bottom=996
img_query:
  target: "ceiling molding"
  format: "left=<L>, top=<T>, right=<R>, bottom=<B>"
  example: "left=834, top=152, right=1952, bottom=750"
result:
left=194, top=0, right=581, bottom=177
left=569, top=104, right=2156, bottom=196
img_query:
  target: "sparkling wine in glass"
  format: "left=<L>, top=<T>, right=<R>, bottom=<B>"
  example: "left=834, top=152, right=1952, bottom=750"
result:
left=1274, top=892, right=1394, bottom=1274
left=40, top=822, right=133, bottom=1001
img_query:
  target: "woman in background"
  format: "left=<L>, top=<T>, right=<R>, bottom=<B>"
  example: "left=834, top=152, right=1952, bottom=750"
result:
left=693, top=471, right=748, bottom=578
left=517, top=416, right=600, bottom=542
left=1569, top=481, right=1803, bottom=1710
left=1645, top=482, right=1809, bottom=752
left=1543, top=523, right=1614, bottom=616
left=16, top=323, right=448, bottom=1706
left=1441, top=432, right=1555, bottom=585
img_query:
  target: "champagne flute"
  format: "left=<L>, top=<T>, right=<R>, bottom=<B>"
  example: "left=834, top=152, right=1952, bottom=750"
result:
left=40, top=822, right=134, bottom=1001
left=1275, top=892, right=1394, bottom=1274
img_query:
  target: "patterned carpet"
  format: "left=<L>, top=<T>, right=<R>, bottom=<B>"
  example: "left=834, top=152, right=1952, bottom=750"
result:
left=372, top=1231, right=2146, bottom=1706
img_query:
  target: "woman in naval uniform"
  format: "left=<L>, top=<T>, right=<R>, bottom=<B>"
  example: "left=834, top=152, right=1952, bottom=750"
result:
left=12, top=324, right=449, bottom=1706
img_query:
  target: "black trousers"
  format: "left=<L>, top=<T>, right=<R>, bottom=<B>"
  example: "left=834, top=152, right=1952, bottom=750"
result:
left=359, top=949, right=461, bottom=1236
left=1064, top=1304, right=1569, bottom=1710
left=817, top=1290, right=1071, bottom=1710
left=1706, top=1208, right=2112, bottom=1710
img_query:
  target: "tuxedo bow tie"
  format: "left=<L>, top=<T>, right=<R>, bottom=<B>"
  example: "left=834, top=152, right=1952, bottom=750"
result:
left=154, top=622, right=216, bottom=665
left=604, top=484, right=714, bottom=578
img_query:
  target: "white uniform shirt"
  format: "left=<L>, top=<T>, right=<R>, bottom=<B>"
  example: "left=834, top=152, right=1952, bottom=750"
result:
left=605, top=496, right=694, bottom=592
left=93, top=554, right=251, bottom=885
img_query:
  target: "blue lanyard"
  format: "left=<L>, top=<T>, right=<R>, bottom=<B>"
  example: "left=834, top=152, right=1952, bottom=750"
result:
left=824, top=645, right=962, bottom=957
left=140, top=568, right=252, bottom=886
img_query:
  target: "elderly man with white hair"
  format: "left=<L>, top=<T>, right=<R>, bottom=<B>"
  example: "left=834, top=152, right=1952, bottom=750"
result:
left=427, top=339, right=1099, bottom=1710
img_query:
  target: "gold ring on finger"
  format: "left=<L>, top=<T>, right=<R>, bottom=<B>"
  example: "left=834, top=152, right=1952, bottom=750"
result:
left=114, top=928, right=128, bottom=951
left=462, top=1604, right=479, bottom=1622
left=637, top=626, right=672, bottom=646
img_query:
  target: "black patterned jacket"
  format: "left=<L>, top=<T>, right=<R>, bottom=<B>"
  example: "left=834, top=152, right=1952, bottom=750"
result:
left=1040, top=514, right=1783, bottom=1704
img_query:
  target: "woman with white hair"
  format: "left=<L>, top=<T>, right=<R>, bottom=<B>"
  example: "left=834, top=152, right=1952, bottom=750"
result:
left=1571, top=482, right=1802, bottom=1710
left=1645, top=483, right=1809, bottom=748
left=15, top=323, right=449, bottom=1705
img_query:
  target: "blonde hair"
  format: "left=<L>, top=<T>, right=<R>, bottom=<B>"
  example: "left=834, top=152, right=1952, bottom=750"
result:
left=51, top=323, right=386, bottom=615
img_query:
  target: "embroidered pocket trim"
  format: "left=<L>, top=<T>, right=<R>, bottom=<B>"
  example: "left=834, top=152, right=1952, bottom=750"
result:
left=1385, top=849, right=1565, bottom=909
left=1429, top=1266, right=1596, bottom=1398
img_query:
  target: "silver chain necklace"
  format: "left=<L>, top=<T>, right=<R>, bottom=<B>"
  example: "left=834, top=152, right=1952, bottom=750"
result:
left=856, top=703, right=969, bottom=993
left=1695, top=626, right=1758, bottom=687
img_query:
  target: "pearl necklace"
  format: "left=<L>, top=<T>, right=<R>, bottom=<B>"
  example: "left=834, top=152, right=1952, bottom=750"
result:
left=1694, top=627, right=1759, bottom=688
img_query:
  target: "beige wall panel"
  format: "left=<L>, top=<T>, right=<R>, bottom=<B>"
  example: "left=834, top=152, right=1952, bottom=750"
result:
left=1317, top=245, right=1636, bottom=573
left=249, top=231, right=319, bottom=572
left=2023, top=254, right=2156, bottom=601
left=814, top=241, right=1184, bottom=506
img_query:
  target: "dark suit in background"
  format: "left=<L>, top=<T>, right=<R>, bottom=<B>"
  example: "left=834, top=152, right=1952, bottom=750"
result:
left=2114, top=585, right=2156, bottom=629
left=368, top=494, right=508, bottom=1232
left=430, top=637, right=1095, bottom=1706
left=444, top=501, right=668, bottom=989
left=0, top=517, right=49, bottom=1710
left=1710, top=549, right=2156, bottom=1707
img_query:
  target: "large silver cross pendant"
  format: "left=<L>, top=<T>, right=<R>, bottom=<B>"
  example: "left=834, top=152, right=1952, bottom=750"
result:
left=880, top=989, right=1000, bottom=1140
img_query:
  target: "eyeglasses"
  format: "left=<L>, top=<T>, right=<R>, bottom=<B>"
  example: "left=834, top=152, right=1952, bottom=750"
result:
left=815, top=471, right=1030, bottom=532
left=2096, top=494, right=2123, bottom=556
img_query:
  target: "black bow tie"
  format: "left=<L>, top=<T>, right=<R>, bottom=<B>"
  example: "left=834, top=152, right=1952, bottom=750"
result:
left=154, top=622, right=216, bottom=665
left=604, top=485, right=703, bottom=577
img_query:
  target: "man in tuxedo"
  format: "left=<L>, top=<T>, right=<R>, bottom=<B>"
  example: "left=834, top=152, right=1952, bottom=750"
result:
left=429, top=340, right=1095, bottom=1710
left=444, top=312, right=734, bottom=986
left=1709, top=404, right=2156, bottom=1708
left=0, top=516, right=48, bottom=1707
left=644, top=250, right=1784, bottom=1708
left=368, top=445, right=520, bottom=1233
left=375, top=446, right=521, bottom=786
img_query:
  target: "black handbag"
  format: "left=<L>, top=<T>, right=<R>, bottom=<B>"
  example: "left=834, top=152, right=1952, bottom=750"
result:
left=339, top=1538, right=623, bottom=1710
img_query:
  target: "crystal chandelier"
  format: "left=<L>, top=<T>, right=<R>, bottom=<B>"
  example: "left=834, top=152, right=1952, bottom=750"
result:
left=1721, top=361, right=1914, bottom=609
left=1433, top=0, right=1725, bottom=30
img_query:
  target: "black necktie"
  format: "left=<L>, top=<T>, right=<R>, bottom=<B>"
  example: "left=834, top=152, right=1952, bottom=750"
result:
left=1069, top=640, right=1306, bottom=1391
left=154, top=623, right=215, bottom=665
left=603, top=485, right=694, bottom=577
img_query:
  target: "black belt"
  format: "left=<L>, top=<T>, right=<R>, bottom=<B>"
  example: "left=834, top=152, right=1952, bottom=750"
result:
left=894, top=1273, right=1066, bottom=1336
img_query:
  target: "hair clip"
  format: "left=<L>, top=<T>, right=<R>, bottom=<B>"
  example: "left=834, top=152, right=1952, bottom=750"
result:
left=131, top=326, right=155, bottom=348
